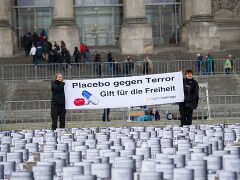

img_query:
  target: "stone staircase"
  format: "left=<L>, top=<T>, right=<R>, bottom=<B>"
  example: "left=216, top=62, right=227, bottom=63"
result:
left=1, top=43, right=240, bottom=65
left=0, top=46, right=240, bottom=125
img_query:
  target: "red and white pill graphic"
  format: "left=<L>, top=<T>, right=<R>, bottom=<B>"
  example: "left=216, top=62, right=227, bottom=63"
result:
left=74, top=98, right=85, bottom=106
left=83, top=97, right=90, bottom=105
left=82, top=90, right=99, bottom=105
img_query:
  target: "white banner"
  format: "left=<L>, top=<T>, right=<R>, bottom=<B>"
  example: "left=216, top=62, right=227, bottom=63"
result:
left=64, top=72, right=184, bottom=109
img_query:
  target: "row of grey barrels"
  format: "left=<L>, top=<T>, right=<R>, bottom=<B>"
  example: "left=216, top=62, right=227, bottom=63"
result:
left=0, top=124, right=239, bottom=180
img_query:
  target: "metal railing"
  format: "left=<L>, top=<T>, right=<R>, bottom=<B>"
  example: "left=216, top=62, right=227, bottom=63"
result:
left=1, top=95, right=239, bottom=130
left=0, top=59, right=239, bottom=80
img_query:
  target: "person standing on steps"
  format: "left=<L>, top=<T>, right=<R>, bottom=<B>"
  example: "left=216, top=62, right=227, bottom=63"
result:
left=51, top=73, right=66, bottom=130
left=73, top=47, right=80, bottom=67
left=179, top=69, right=199, bottom=127
left=30, top=44, right=36, bottom=64
left=196, top=53, right=203, bottom=75
left=80, top=42, right=86, bottom=63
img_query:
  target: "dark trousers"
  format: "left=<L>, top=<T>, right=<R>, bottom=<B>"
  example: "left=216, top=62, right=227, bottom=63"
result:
left=36, top=58, right=42, bottom=65
left=96, top=64, right=102, bottom=77
left=32, top=55, right=36, bottom=64
left=179, top=104, right=193, bottom=127
left=80, top=52, right=85, bottom=62
left=225, top=68, right=230, bottom=74
left=25, top=48, right=30, bottom=56
left=102, top=108, right=110, bottom=122
left=51, top=104, right=66, bottom=130
left=197, top=61, right=203, bottom=75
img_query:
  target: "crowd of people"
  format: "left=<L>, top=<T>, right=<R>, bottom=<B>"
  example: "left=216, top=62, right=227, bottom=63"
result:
left=24, top=31, right=236, bottom=78
left=94, top=51, right=153, bottom=77
left=23, top=31, right=90, bottom=67
left=196, top=53, right=234, bottom=75
left=24, top=31, right=155, bottom=77
left=24, top=31, right=236, bottom=77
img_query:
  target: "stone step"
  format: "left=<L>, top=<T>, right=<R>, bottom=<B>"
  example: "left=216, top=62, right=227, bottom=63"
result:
left=1, top=46, right=240, bottom=65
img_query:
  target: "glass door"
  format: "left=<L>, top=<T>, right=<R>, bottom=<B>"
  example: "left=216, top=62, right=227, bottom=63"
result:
left=146, top=2, right=182, bottom=45
left=83, top=6, right=114, bottom=46
left=75, top=6, right=122, bottom=46
left=18, top=8, right=34, bottom=46
left=35, top=8, right=52, bottom=34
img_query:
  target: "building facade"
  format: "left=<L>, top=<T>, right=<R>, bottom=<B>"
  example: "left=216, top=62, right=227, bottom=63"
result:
left=13, top=0, right=182, bottom=46
left=0, top=0, right=239, bottom=56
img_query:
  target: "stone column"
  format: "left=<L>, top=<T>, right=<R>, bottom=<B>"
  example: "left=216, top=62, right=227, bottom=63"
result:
left=182, top=0, right=192, bottom=23
left=191, top=0, right=213, bottom=22
left=182, top=0, right=220, bottom=52
left=120, top=0, right=153, bottom=54
left=0, top=0, right=14, bottom=57
left=48, top=0, right=80, bottom=54
left=181, top=0, right=191, bottom=46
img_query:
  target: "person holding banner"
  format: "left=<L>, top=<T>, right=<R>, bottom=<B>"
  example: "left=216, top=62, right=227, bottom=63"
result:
left=51, top=73, right=66, bottom=130
left=179, top=69, right=199, bottom=127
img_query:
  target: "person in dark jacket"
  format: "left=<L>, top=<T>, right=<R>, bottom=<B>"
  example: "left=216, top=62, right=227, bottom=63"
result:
left=73, top=47, right=80, bottom=64
left=32, top=32, right=40, bottom=45
left=53, top=47, right=60, bottom=63
left=54, top=42, right=60, bottom=52
left=112, top=58, right=121, bottom=76
left=42, top=39, right=50, bottom=62
left=61, top=41, right=66, bottom=50
left=84, top=46, right=90, bottom=65
left=51, top=73, right=66, bottom=130
left=124, top=56, right=134, bottom=76
left=94, top=51, right=102, bottom=77
left=179, top=69, right=199, bottom=127
left=143, top=57, right=149, bottom=75
left=35, top=42, right=43, bottom=65
left=23, top=33, right=32, bottom=56
left=196, top=53, right=203, bottom=75
left=107, top=51, right=113, bottom=74
left=65, top=49, right=71, bottom=69
left=129, top=58, right=134, bottom=74
left=48, top=49, right=55, bottom=64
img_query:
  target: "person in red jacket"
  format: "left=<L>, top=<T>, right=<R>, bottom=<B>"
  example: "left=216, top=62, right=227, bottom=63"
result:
left=40, top=32, right=45, bottom=42
left=80, top=42, right=86, bottom=63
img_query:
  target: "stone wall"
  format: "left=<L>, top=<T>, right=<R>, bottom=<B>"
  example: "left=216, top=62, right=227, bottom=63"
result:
left=0, top=28, right=14, bottom=57
left=184, top=21, right=220, bottom=52
left=181, top=0, right=240, bottom=51
left=212, top=0, right=240, bottom=20
left=0, top=80, right=51, bottom=102
left=196, top=74, right=240, bottom=95
left=0, top=0, right=14, bottom=57
left=212, top=0, right=240, bottom=42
